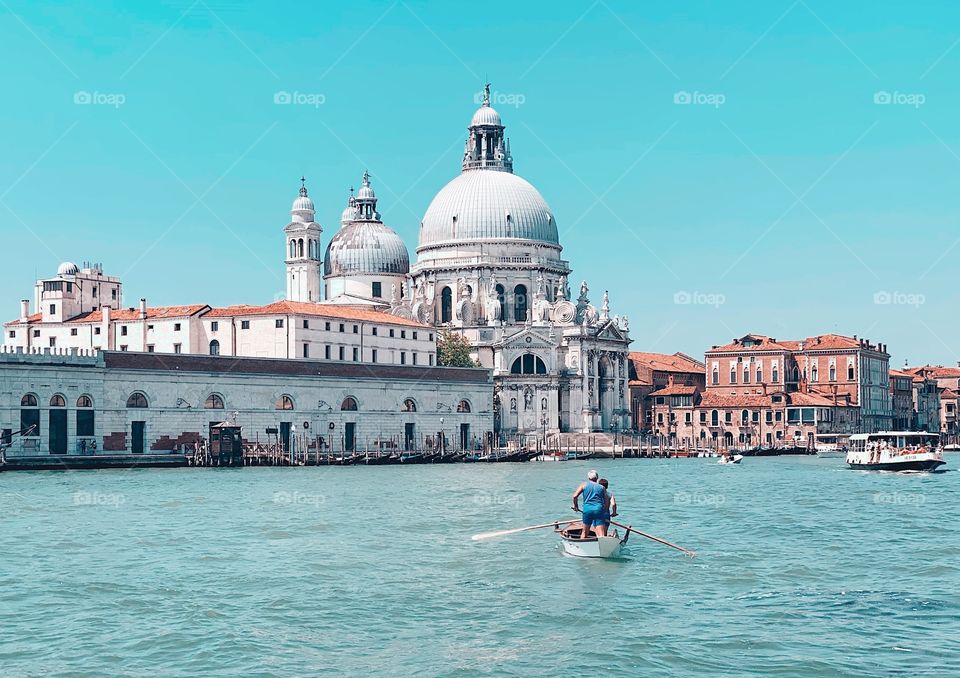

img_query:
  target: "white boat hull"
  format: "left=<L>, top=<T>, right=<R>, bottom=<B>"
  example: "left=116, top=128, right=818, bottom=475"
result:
left=559, top=529, right=624, bottom=558
left=718, top=454, right=743, bottom=465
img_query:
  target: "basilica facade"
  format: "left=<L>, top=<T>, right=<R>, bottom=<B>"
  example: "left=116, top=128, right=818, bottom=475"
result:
left=388, top=85, right=632, bottom=435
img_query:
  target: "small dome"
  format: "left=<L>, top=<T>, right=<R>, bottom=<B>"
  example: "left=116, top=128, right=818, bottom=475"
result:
left=58, top=261, right=79, bottom=276
left=356, top=170, right=375, bottom=200
left=341, top=203, right=358, bottom=224
left=292, top=179, right=314, bottom=213
left=324, top=222, right=410, bottom=277
left=471, top=104, right=502, bottom=128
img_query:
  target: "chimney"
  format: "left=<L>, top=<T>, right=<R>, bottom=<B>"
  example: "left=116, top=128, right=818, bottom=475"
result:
left=139, top=298, right=147, bottom=319
left=102, top=305, right=112, bottom=350
left=19, top=299, right=29, bottom=322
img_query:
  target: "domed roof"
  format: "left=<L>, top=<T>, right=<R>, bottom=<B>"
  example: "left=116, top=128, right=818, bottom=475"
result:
left=324, top=221, right=410, bottom=276
left=291, top=178, right=314, bottom=213
left=471, top=104, right=502, bottom=127
left=58, top=261, right=79, bottom=276
left=417, top=170, right=558, bottom=250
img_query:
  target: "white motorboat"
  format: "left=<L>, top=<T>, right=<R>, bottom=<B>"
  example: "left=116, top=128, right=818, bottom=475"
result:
left=556, top=523, right=628, bottom=558
left=846, top=432, right=946, bottom=472
left=814, top=433, right=849, bottom=458
left=718, top=454, right=743, bottom=465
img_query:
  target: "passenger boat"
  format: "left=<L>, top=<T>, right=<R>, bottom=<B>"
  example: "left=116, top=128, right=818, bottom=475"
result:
left=814, top=433, right=849, bottom=458
left=717, top=454, right=743, bottom=465
left=846, top=432, right=946, bottom=472
left=555, top=522, right=628, bottom=558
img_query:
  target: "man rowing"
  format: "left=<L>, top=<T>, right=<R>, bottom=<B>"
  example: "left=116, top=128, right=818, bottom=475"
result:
left=572, top=470, right=608, bottom=539
left=599, top=478, right=617, bottom=531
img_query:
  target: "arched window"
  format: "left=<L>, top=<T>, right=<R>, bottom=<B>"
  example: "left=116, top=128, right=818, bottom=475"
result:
left=50, top=394, right=66, bottom=407
left=298, top=238, right=304, bottom=258
left=77, top=395, right=93, bottom=408
left=513, top=284, right=528, bottom=322
left=772, top=364, right=779, bottom=383
left=126, top=392, right=148, bottom=408
left=402, top=398, right=417, bottom=412
left=440, top=286, right=453, bottom=323
left=20, top=393, right=40, bottom=436
left=290, top=239, right=296, bottom=258
left=457, top=399, right=471, bottom=413
left=741, top=409, right=749, bottom=425
left=811, top=365, right=818, bottom=382
left=209, top=339, right=220, bottom=356
left=510, top=354, right=547, bottom=375
left=711, top=367, right=719, bottom=385
left=495, top=284, right=505, bottom=317
left=205, top=394, right=224, bottom=409
left=829, top=365, right=836, bottom=381
left=276, top=395, right=294, bottom=410
left=341, top=396, right=358, bottom=411
left=711, top=410, right=719, bottom=426
left=792, top=366, right=800, bottom=382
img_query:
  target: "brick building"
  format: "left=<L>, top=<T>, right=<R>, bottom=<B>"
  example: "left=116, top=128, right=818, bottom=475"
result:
left=627, top=352, right=705, bottom=433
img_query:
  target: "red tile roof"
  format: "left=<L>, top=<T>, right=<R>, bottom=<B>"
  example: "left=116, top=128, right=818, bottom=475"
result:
left=940, top=387, right=959, bottom=399
left=787, top=392, right=837, bottom=407
left=7, top=305, right=210, bottom=325
left=889, top=369, right=915, bottom=378
left=628, top=351, right=704, bottom=374
left=204, top=300, right=430, bottom=328
left=698, top=392, right=773, bottom=408
left=648, top=384, right=701, bottom=397
left=907, top=365, right=960, bottom=379
left=5, top=312, right=42, bottom=326
left=708, top=333, right=883, bottom=354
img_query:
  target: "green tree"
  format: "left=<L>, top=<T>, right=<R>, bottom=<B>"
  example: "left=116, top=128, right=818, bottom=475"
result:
left=436, top=330, right=479, bottom=367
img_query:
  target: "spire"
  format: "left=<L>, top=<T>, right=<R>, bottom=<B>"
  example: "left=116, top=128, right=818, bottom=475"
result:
left=482, top=82, right=490, bottom=106
left=299, top=175, right=308, bottom=197
left=354, top=170, right=379, bottom=221
left=464, top=82, right=512, bottom=173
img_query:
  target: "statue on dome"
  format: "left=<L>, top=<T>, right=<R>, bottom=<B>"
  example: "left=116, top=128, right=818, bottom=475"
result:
left=575, top=280, right=591, bottom=325
left=600, top=290, right=610, bottom=322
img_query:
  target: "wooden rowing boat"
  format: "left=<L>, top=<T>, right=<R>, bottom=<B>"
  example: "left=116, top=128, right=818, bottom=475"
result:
left=555, top=522, right=628, bottom=558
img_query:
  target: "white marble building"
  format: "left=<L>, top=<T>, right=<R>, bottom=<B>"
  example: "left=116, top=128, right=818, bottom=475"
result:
left=393, top=85, right=632, bottom=435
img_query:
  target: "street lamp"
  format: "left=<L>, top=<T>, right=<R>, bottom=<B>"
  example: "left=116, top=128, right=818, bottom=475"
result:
left=439, top=417, right=445, bottom=452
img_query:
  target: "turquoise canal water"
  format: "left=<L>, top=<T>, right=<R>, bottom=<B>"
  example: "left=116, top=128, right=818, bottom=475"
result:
left=1, top=457, right=958, bottom=676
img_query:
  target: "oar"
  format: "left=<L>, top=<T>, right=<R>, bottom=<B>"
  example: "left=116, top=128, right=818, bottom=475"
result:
left=609, top=520, right=697, bottom=557
left=472, top=519, right=579, bottom=541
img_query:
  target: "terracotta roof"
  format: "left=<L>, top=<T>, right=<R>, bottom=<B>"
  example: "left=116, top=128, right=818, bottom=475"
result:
left=940, top=387, right=959, bottom=399
left=648, top=384, right=701, bottom=397
left=889, top=369, right=915, bottom=378
left=907, top=365, right=960, bottom=379
left=203, top=300, right=429, bottom=328
left=5, top=305, right=211, bottom=326
left=628, top=351, right=704, bottom=374
left=787, top=392, right=837, bottom=407
left=698, top=392, right=773, bottom=408
left=709, top=333, right=883, bottom=354
left=5, top=312, right=42, bottom=326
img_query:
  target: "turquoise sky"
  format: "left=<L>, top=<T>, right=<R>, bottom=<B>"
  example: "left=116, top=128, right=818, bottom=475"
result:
left=2, top=1, right=959, bottom=366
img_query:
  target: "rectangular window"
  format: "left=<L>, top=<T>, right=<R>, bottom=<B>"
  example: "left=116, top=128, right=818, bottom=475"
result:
left=685, top=412, right=692, bottom=424
left=372, top=282, right=382, bottom=298
left=94, top=327, right=101, bottom=335
left=66, top=282, right=72, bottom=292
left=121, top=326, right=128, bottom=336
left=743, top=367, right=749, bottom=384
left=211, top=321, right=219, bottom=331
left=775, top=411, right=782, bottom=422
left=353, top=347, right=359, bottom=361
left=765, top=411, right=773, bottom=424
left=303, top=343, right=309, bottom=358
left=699, top=412, right=707, bottom=423
left=147, top=345, right=155, bottom=353
left=353, top=325, right=358, bottom=334
left=303, top=319, right=309, bottom=329
left=848, top=366, right=855, bottom=380
left=174, top=323, right=181, bottom=331
left=724, top=412, right=732, bottom=424
left=429, top=354, right=434, bottom=366
left=390, top=329, right=395, bottom=338
left=147, top=324, right=154, bottom=331
left=49, top=304, right=56, bottom=315
left=401, top=330, right=406, bottom=339
left=241, top=320, right=250, bottom=329
left=429, top=333, right=433, bottom=341
left=75, top=409, right=93, bottom=438
left=787, top=408, right=800, bottom=424
left=339, top=324, right=345, bottom=333
left=275, top=319, right=284, bottom=329
left=92, top=286, right=98, bottom=297
left=33, top=329, right=40, bottom=338
left=655, top=397, right=665, bottom=405
left=111, top=289, right=117, bottom=299
left=49, top=337, right=56, bottom=347
left=372, top=349, right=378, bottom=363
left=325, top=322, right=331, bottom=331
left=70, top=328, right=77, bottom=336
left=413, top=353, right=418, bottom=365
left=174, top=343, right=182, bottom=354
left=730, top=368, right=736, bottom=384
left=372, top=327, right=378, bottom=336
left=401, top=352, right=406, bottom=365
left=413, top=331, right=418, bottom=340
left=7, top=331, right=13, bottom=338
left=325, top=345, right=331, bottom=359
left=339, top=346, right=344, bottom=360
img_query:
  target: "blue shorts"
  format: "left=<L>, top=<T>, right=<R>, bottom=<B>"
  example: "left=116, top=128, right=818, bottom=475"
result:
left=581, top=507, right=605, bottom=528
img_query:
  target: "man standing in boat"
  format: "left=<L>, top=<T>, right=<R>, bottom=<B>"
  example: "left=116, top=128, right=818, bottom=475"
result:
left=572, top=470, right=608, bottom=539
left=599, top=478, right=617, bottom=531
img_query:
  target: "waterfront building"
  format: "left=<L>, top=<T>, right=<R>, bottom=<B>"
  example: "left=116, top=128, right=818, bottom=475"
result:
left=905, top=365, right=957, bottom=440
left=627, top=352, right=705, bottom=433
left=0, top=348, right=491, bottom=457
left=890, top=369, right=916, bottom=430
left=396, top=84, right=631, bottom=436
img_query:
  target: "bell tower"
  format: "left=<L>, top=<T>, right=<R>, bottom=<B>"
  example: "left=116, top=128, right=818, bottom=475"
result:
left=284, top=177, right=322, bottom=303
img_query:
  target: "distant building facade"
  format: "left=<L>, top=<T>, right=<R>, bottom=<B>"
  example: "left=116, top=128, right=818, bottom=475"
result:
left=627, top=352, right=705, bottom=434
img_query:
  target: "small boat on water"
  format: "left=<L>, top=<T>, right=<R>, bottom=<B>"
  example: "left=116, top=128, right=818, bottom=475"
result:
left=536, top=451, right=594, bottom=462
left=814, top=433, right=849, bottom=459
left=717, top=454, right=743, bottom=465
left=556, top=522, right=628, bottom=558
left=846, top=431, right=946, bottom=472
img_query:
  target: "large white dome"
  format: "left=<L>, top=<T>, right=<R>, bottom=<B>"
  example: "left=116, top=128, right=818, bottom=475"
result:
left=417, top=170, right=559, bottom=251
left=324, top=221, right=410, bottom=276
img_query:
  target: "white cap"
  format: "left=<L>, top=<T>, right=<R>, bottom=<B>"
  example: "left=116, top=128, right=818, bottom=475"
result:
left=587, top=470, right=598, bottom=481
